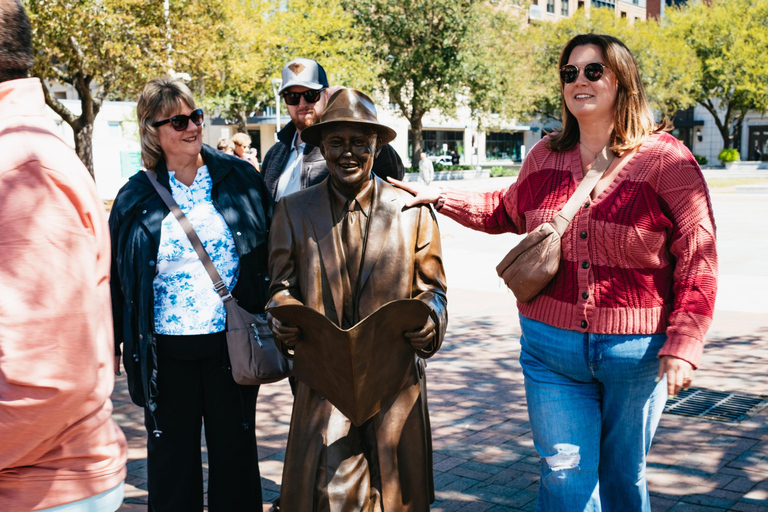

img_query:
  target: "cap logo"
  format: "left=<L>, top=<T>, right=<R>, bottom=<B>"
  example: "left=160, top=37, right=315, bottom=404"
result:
left=288, top=63, right=305, bottom=75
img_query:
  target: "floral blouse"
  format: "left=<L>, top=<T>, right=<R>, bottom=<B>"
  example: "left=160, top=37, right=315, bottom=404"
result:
left=153, top=165, right=239, bottom=335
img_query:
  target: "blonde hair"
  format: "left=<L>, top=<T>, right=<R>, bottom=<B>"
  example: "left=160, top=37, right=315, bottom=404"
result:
left=547, top=34, right=668, bottom=155
left=231, top=132, right=252, bottom=148
left=136, top=77, right=197, bottom=170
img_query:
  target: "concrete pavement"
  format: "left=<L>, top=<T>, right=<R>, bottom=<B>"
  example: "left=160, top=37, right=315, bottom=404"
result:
left=116, top=179, right=768, bottom=511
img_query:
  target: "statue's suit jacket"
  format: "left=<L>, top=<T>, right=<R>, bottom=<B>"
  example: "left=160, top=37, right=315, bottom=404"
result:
left=268, top=175, right=447, bottom=511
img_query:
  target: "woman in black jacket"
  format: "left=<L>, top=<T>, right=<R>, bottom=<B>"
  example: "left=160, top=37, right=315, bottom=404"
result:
left=110, top=77, right=272, bottom=511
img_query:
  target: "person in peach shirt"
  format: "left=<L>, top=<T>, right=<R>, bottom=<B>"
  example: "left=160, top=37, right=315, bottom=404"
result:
left=0, top=1, right=127, bottom=511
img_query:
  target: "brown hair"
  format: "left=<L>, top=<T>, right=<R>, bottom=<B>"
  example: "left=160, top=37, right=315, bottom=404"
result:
left=546, top=34, right=668, bottom=155
left=136, top=77, right=196, bottom=170
left=0, top=0, right=33, bottom=82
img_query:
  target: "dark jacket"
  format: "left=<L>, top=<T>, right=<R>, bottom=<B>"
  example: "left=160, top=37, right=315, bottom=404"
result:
left=109, top=144, right=273, bottom=411
left=261, top=121, right=405, bottom=200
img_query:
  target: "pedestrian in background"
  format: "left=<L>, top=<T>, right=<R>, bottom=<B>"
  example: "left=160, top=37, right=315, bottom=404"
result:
left=110, top=77, right=272, bottom=511
left=0, top=1, right=127, bottom=510
left=217, top=136, right=235, bottom=155
left=419, top=151, right=434, bottom=185
left=391, top=33, right=718, bottom=511
left=232, top=131, right=260, bottom=171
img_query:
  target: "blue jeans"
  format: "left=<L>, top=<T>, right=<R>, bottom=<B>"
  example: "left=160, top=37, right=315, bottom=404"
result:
left=518, top=315, right=667, bottom=512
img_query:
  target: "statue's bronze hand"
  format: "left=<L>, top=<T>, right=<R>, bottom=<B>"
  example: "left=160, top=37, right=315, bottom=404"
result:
left=404, top=315, right=436, bottom=351
left=268, top=312, right=301, bottom=347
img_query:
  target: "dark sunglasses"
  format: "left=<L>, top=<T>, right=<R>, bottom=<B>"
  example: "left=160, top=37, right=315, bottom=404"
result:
left=152, top=109, right=204, bottom=131
left=559, top=62, right=606, bottom=84
left=281, top=89, right=324, bottom=106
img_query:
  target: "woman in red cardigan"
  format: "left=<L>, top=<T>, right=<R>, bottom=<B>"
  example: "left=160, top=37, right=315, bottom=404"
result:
left=391, top=34, right=717, bottom=511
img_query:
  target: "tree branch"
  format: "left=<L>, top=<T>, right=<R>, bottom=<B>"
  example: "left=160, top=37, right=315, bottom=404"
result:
left=39, top=80, right=78, bottom=126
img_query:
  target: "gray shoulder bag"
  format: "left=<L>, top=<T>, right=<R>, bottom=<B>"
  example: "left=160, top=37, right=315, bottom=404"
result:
left=146, top=170, right=290, bottom=384
left=496, top=145, right=615, bottom=302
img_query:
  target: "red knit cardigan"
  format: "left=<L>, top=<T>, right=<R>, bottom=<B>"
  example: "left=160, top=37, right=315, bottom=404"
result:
left=440, top=132, right=718, bottom=368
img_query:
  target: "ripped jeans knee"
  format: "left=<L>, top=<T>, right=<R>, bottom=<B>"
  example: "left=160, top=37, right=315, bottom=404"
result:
left=543, top=443, right=581, bottom=472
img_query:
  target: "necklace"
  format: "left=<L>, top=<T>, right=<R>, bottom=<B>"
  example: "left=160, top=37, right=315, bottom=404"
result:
left=579, top=140, right=607, bottom=160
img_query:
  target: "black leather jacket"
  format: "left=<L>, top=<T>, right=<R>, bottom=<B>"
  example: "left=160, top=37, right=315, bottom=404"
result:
left=109, top=144, right=273, bottom=411
left=261, top=121, right=405, bottom=200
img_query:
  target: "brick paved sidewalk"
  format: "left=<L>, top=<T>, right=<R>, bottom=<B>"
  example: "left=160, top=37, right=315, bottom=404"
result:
left=115, top=288, right=768, bottom=511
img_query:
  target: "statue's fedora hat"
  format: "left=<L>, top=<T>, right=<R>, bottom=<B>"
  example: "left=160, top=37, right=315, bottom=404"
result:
left=301, top=88, right=397, bottom=147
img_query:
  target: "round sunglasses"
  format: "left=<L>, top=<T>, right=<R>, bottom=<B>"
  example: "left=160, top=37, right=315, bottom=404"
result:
left=281, top=89, right=324, bottom=106
left=152, top=109, right=204, bottom=131
left=559, top=62, right=606, bottom=84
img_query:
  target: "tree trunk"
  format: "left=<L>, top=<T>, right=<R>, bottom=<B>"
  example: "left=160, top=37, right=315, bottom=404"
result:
left=234, top=106, right=248, bottom=134
left=700, top=99, right=733, bottom=149
left=73, top=122, right=95, bottom=178
left=410, top=117, right=425, bottom=170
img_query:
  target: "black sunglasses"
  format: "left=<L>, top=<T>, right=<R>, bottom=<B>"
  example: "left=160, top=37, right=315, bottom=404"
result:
left=559, top=62, right=606, bottom=84
left=281, top=89, right=324, bottom=106
left=152, top=109, right=204, bottom=131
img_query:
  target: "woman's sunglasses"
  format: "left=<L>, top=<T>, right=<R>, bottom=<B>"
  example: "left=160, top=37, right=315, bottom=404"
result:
left=559, top=62, right=606, bottom=84
left=152, top=109, right=204, bottom=131
left=281, top=89, right=324, bottom=106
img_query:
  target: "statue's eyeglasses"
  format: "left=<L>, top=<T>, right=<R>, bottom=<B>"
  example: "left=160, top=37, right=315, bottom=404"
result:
left=152, top=109, right=204, bottom=131
left=282, top=89, right=324, bottom=106
left=559, top=63, right=606, bottom=84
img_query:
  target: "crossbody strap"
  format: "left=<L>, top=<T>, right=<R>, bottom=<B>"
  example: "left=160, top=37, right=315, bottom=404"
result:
left=550, top=145, right=615, bottom=236
left=145, top=170, right=234, bottom=302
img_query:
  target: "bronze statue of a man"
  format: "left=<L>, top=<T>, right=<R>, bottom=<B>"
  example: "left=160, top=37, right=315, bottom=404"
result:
left=267, top=88, right=448, bottom=511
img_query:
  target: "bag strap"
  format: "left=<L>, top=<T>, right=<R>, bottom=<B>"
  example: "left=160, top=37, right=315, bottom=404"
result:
left=550, top=145, right=615, bottom=236
left=145, top=170, right=234, bottom=302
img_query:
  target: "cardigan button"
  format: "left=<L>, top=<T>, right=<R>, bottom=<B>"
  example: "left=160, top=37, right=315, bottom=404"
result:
left=582, top=261, right=590, bottom=269
left=582, top=291, right=589, bottom=299
left=580, top=231, right=588, bottom=239
left=581, top=320, right=588, bottom=329
left=141, top=209, right=147, bottom=214
left=236, top=232, right=242, bottom=236
left=583, top=201, right=590, bottom=208
left=149, top=260, right=156, bottom=267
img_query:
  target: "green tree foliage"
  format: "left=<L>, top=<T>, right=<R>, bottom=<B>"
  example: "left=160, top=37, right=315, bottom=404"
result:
left=25, top=0, right=227, bottom=178
left=521, top=8, right=699, bottom=124
left=665, top=0, right=768, bottom=149
left=209, top=0, right=376, bottom=135
left=466, top=1, right=533, bottom=129
left=347, top=0, right=478, bottom=168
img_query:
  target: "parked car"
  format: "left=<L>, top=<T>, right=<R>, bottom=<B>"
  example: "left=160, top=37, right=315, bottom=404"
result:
left=430, top=155, right=453, bottom=166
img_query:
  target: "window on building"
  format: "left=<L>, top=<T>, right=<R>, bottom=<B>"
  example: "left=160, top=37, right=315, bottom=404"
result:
left=408, top=130, right=464, bottom=160
left=547, top=0, right=555, bottom=12
left=486, top=132, right=524, bottom=162
left=561, top=0, right=569, bottom=16
left=532, top=0, right=538, bottom=5
left=620, top=10, right=627, bottom=17
left=108, top=122, right=122, bottom=139
left=53, top=91, right=67, bottom=100
left=578, top=0, right=584, bottom=8
left=591, top=0, right=615, bottom=8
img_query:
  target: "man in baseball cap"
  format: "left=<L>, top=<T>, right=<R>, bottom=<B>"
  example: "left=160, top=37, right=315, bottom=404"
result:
left=261, top=58, right=404, bottom=202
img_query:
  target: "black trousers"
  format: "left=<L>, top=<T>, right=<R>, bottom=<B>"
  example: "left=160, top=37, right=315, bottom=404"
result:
left=144, top=332, right=262, bottom=511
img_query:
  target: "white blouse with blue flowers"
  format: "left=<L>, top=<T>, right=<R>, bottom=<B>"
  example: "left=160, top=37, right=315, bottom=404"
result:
left=153, top=165, right=240, bottom=335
